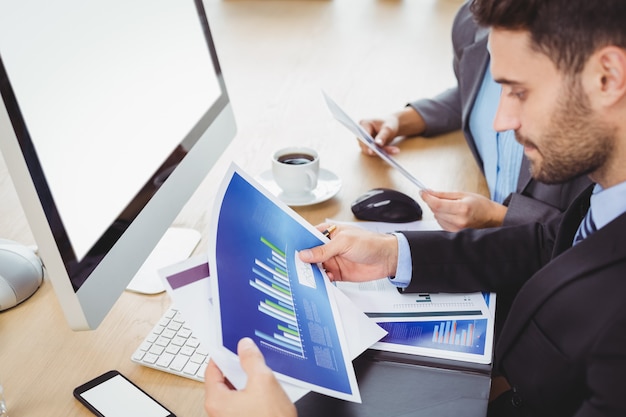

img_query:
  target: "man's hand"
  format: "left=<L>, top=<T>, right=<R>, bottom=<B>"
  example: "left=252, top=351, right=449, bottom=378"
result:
left=204, top=338, right=297, bottom=417
left=298, top=224, right=399, bottom=282
left=421, top=190, right=507, bottom=231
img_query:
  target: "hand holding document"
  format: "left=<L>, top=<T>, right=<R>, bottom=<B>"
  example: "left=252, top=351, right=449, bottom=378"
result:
left=322, top=91, right=429, bottom=191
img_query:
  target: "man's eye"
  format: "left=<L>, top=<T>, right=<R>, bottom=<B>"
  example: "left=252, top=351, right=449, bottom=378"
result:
left=509, top=90, right=526, bottom=100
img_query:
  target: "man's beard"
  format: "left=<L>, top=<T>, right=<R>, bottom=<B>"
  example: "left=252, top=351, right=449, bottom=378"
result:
left=516, top=78, right=615, bottom=185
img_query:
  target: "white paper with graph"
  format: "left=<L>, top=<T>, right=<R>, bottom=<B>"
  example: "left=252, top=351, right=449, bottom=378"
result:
left=336, top=279, right=496, bottom=364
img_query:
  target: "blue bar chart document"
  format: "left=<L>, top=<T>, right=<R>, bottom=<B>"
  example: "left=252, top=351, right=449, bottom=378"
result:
left=208, top=164, right=361, bottom=403
left=371, top=293, right=496, bottom=364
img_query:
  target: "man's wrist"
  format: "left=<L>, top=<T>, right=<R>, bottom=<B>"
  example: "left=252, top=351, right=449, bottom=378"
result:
left=387, top=233, right=411, bottom=288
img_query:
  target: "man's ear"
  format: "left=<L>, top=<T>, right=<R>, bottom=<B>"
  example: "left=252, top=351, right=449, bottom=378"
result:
left=590, top=46, right=626, bottom=107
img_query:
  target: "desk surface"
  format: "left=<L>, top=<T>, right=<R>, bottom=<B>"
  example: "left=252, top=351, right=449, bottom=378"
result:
left=0, top=0, right=485, bottom=415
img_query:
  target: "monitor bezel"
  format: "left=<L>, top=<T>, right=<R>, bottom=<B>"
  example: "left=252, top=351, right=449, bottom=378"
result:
left=0, top=0, right=236, bottom=330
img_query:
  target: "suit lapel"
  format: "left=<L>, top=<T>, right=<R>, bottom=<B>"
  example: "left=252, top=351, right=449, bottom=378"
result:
left=496, top=205, right=626, bottom=359
left=516, top=156, right=532, bottom=192
left=552, top=187, right=591, bottom=256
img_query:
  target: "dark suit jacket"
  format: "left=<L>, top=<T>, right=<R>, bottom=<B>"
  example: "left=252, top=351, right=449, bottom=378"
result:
left=401, top=185, right=626, bottom=416
left=408, top=1, right=590, bottom=227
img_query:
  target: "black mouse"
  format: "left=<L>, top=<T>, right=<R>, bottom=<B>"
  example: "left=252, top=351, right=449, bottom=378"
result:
left=351, top=188, right=422, bottom=223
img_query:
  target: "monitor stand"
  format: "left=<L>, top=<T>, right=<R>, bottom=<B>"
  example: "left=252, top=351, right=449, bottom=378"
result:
left=126, top=227, right=201, bottom=294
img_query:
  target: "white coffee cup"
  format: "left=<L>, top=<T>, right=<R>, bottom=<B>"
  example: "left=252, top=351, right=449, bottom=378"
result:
left=272, top=147, right=319, bottom=196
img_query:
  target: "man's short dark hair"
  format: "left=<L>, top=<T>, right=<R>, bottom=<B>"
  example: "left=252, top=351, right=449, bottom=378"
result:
left=470, top=0, right=626, bottom=75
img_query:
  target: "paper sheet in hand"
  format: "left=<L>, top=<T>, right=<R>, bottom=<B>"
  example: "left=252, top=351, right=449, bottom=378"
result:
left=322, top=91, right=428, bottom=190
left=207, top=163, right=374, bottom=403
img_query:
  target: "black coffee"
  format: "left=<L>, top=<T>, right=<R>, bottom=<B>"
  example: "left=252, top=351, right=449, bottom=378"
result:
left=277, top=153, right=315, bottom=165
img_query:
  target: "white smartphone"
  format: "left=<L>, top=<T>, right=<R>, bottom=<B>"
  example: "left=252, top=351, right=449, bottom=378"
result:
left=73, top=370, right=176, bottom=417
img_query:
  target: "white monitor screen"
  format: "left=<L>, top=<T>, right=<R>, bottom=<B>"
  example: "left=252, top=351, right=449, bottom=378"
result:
left=0, top=0, right=235, bottom=329
left=0, top=0, right=219, bottom=261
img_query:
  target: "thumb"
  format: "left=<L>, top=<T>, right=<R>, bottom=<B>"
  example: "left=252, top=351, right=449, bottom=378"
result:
left=374, top=124, right=396, bottom=146
left=298, top=242, right=336, bottom=264
left=237, top=338, right=267, bottom=375
left=421, top=189, right=463, bottom=201
left=237, top=337, right=271, bottom=378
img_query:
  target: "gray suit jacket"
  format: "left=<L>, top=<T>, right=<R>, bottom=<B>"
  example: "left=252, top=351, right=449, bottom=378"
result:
left=408, top=1, right=590, bottom=227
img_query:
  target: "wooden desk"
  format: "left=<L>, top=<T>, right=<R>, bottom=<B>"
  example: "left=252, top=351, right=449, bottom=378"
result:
left=0, top=1, right=485, bottom=416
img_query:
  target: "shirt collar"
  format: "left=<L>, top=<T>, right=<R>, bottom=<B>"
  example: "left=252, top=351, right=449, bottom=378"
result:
left=590, top=181, right=626, bottom=230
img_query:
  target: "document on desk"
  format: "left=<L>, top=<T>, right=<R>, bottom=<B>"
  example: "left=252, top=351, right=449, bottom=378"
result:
left=322, top=91, right=428, bottom=191
left=372, top=292, right=495, bottom=364
left=335, top=279, right=495, bottom=364
left=205, top=163, right=386, bottom=403
left=335, top=279, right=489, bottom=317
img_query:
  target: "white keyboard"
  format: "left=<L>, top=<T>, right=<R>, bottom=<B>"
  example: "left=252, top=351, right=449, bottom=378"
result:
left=131, top=307, right=209, bottom=382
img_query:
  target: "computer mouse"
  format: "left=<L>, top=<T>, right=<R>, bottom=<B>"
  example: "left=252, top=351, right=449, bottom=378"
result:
left=351, top=188, right=423, bottom=223
left=0, top=239, right=44, bottom=311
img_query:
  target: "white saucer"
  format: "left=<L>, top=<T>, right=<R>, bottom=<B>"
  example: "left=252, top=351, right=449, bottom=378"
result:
left=257, top=168, right=342, bottom=206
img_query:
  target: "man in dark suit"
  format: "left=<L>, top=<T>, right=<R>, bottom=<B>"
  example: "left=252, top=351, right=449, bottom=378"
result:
left=203, top=0, right=626, bottom=416
left=359, top=0, right=590, bottom=232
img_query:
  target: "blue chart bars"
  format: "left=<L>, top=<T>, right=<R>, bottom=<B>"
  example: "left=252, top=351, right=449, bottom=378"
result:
left=251, top=237, right=305, bottom=358
left=377, top=318, right=489, bottom=355
left=433, top=320, right=474, bottom=347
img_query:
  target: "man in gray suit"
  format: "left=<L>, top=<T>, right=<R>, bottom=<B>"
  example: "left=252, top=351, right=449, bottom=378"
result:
left=204, top=0, right=626, bottom=416
left=359, top=0, right=590, bottom=232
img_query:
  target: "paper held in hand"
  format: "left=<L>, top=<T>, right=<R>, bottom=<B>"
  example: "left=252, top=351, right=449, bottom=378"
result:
left=205, top=163, right=387, bottom=403
left=322, top=91, right=429, bottom=191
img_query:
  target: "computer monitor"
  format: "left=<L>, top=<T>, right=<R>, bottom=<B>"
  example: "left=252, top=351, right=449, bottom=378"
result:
left=0, top=0, right=235, bottom=330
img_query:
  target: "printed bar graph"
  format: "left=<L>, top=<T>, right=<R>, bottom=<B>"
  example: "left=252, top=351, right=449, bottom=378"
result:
left=377, top=318, right=487, bottom=355
left=251, top=236, right=305, bottom=358
left=432, top=320, right=474, bottom=347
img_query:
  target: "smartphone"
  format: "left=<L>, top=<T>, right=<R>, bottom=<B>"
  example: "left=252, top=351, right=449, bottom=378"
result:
left=73, top=370, right=176, bottom=417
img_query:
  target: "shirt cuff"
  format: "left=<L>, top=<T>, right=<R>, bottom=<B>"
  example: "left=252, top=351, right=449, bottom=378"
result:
left=388, top=232, right=411, bottom=289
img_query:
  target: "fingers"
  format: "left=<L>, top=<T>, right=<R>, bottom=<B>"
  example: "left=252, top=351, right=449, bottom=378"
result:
left=237, top=337, right=268, bottom=375
left=421, top=190, right=507, bottom=230
left=421, top=190, right=468, bottom=214
left=358, top=120, right=380, bottom=156
left=300, top=223, right=339, bottom=263
left=298, top=242, right=333, bottom=265
left=358, top=118, right=400, bottom=155
left=382, top=145, right=400, bottom=154
left=237, top=338, right=293, bottom=413
left=357, top=140, right=375, bottom=156
left=205, top=338, right=265, bottom=399
left=205, top=338, right=296, bottom=417
left=204, top=359, right=232, bottom=415
left=205, top=359, right=227, bottom=387
left=373, top=124, right=397, bottom=147
left=314, top=223, right=332, bottom=233
left=420, top=190, right=470, bottom=232
left=421, top=189, right=465, bottom=202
